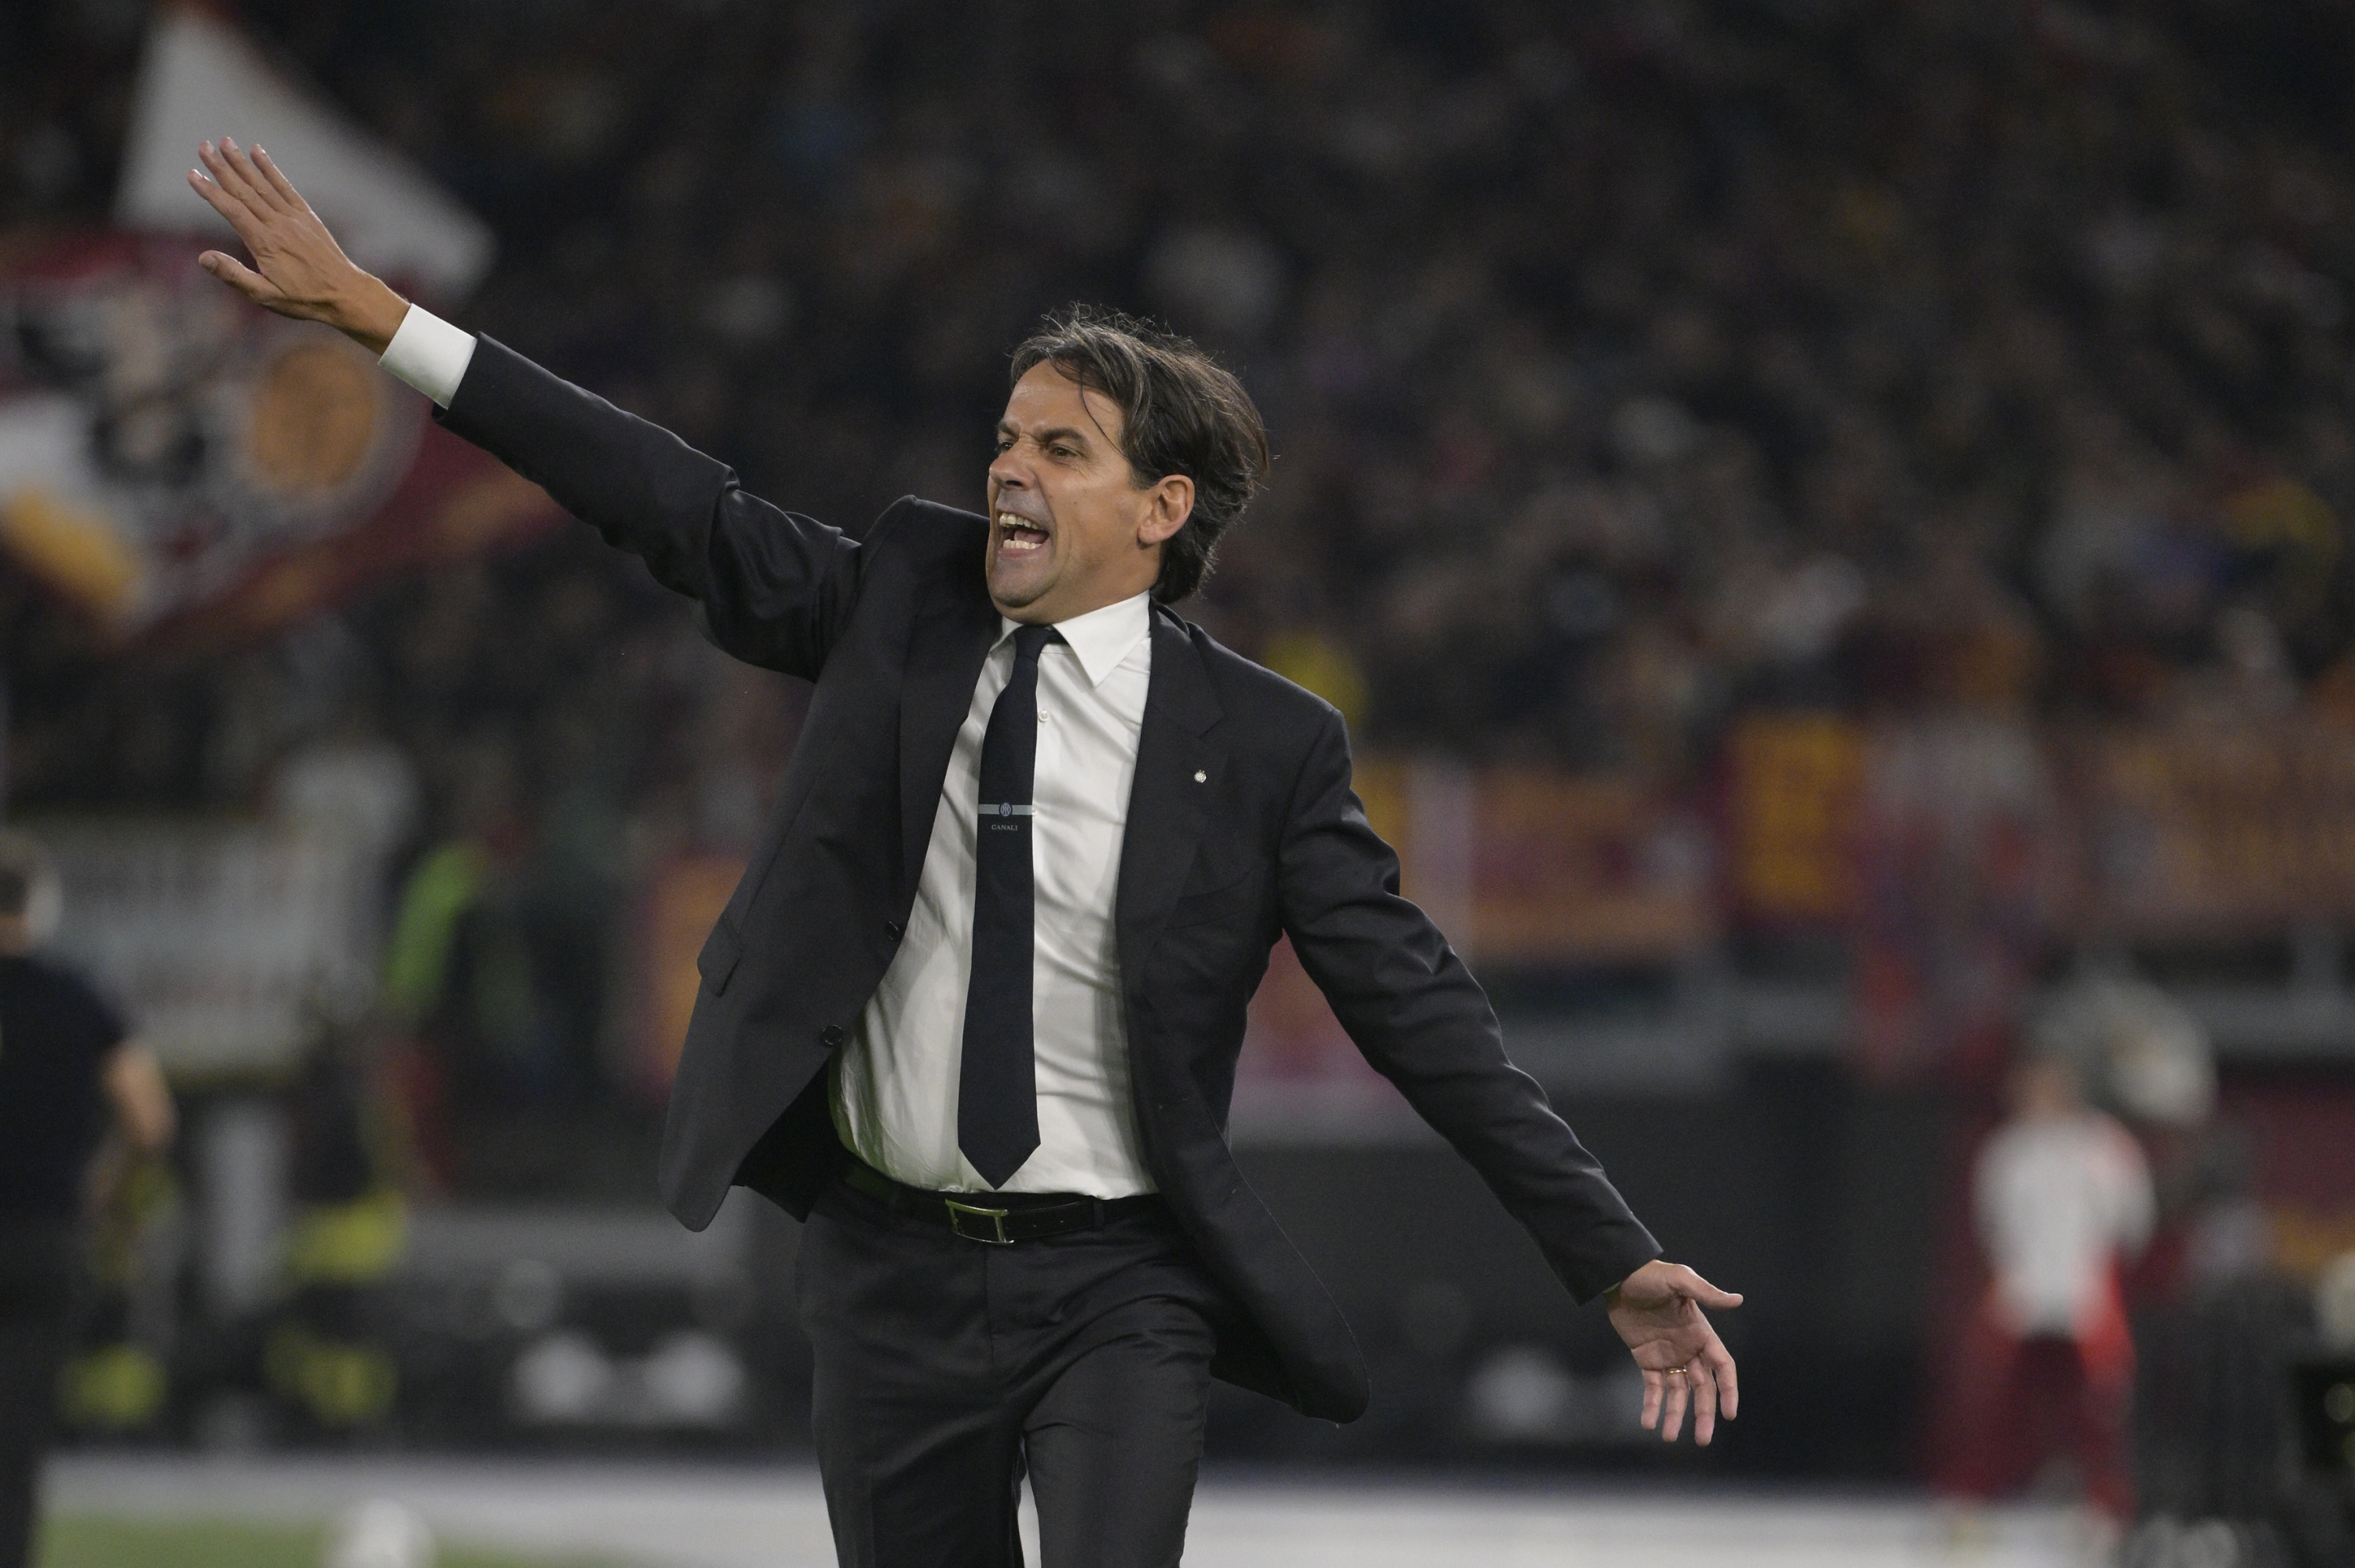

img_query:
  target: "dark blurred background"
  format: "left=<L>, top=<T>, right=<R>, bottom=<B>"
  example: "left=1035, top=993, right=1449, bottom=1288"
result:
left=5, top=0, right=2355, bottom=1558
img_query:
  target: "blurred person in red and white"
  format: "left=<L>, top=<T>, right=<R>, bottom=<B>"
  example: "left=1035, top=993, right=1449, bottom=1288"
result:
left=1944, top=1051, right=2155, bottom=1522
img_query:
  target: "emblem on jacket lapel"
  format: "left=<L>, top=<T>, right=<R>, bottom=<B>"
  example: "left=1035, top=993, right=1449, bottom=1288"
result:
left=1194, top=770, right=1207, bottom=783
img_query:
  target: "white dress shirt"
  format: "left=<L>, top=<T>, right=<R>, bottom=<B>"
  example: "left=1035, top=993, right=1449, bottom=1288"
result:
left=378, top=307, right=1158, bottom=1198
left=378, top=304, right=474, bottom=407
left=837, top=593, right=1156, bottom=1197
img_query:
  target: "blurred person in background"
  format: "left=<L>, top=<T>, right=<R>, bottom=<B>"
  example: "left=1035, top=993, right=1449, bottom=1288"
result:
left=0, top=832, right=175, bottom=1568
left=1945, top=1052, right=2154, bottom=1525
left=380, top=787, right=556, bottom=1191
left=189, top=139, right=1742, bottom=1567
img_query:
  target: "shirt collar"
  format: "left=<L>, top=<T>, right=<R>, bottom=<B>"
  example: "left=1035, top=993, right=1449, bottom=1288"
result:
left=999, top=591, right=1152, bottom=689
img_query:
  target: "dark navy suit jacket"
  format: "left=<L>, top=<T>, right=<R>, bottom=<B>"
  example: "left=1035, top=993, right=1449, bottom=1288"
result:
left=438, top=336, right=1662, bottom=1421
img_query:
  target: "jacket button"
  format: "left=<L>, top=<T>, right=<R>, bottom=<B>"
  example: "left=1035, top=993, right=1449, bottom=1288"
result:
left=883, top=920, right=903, bottom=941
left=820, top=1025, right=845, bottom=1048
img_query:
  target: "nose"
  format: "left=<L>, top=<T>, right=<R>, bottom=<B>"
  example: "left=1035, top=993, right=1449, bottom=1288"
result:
left=988, top=443, right=1034, bottom=495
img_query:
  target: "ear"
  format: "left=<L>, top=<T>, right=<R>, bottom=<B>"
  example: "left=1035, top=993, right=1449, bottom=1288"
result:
left=1137, top=473, right=1193, bottom=549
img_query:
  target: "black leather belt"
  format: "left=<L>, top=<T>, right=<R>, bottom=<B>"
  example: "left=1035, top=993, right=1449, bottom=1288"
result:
left=839, top=1159, right=1160, bottom=1245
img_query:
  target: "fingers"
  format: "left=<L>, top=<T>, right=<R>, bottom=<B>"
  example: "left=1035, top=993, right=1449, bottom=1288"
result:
left=191, top=151, right=269, bottom=253
left=1709, top=1338, right=1740, bottom=1421
left=1670, top=1265, right=1743, bottom=1312
left=250, top=145, right=313, bottom=214
left=196, top=250, right=283, bottom=306
left=218, top=137, right=287, bottom=213
left=186, top=164, right=246, bottom=227
left=1619, top=1261, right=1744, bottom=1313
left=1638, top=1344, right=1737, bottom=1445
left=196, top=139, right=261, bottom=214
left=1659, top=1368, right=1690, bottom=1442
left=1689, top=1360, right=1719, bottom=1446
left=231, top=139, right=297, bottom=215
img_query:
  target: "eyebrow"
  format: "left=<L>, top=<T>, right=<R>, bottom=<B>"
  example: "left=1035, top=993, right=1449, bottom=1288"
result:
left=998, top=421, right=1094, bottom=453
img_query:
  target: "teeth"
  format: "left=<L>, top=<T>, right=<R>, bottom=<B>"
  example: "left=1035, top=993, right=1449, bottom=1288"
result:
left=993, top=511, right=1046, bottom=555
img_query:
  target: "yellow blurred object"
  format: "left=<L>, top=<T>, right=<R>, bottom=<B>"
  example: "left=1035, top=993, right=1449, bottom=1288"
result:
left=284, top=1188, right=411, bottom=1287
left=2224, top=476, right=2340, bottom=614
left=1468, top=769, right=1717, bottom=964
left=243, top=340, right=381, bottom=494
left=0, top=487, right=144, bottom=622
left=1261, top=629, right=1369, bottom=732
left=60, top=1343, right=168, bottom=1431
left=1350, top=757, right=1408, bottom=857
left=84, top=1154, right=181, bottom=1289
left=2317, top=1252, right=2355, bottom=1352
left=2270, top=1204, right=2355, bottom=1282
left=265, top=1324, right=399, bottom=1426
left=642, top=854, right=747, bottom=1087
left=1725, top=713, right=1868, bottom=923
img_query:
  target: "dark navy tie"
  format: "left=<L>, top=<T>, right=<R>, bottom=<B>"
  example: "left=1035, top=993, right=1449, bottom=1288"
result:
left=958, top=623, right=1060, bottom=1187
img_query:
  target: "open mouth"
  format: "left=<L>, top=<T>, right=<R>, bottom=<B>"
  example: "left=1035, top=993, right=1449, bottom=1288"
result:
left=995, top=510, right=1050, bottom=556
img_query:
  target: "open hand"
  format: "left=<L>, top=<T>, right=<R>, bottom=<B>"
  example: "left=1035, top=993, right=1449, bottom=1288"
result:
left=1605, top=1259, right=1742, bottom=1445
left=186, top=137, right=408, bottom=353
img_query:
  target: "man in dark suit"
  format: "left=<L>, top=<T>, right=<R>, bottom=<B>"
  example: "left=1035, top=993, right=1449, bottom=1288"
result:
left=192, top=137, right=1740, bottom=1566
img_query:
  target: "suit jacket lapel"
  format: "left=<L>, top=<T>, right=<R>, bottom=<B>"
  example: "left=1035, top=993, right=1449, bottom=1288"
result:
left=896, top=577, right=999, bottom=906
left=1116, top=607, right=1226, bottom=971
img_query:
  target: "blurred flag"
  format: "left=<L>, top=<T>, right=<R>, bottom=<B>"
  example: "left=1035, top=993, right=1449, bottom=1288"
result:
left=0, top=9, right=554, bottom=645
left=116, top=6, right=492, bottom=301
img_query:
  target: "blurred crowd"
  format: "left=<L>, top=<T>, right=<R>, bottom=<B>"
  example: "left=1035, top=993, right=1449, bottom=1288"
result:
left=2, top=0, right=2353, bottom=1123
left=6, top=0, right=2353, bottom=805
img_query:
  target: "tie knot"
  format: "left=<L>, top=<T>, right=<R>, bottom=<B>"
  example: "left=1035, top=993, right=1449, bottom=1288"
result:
left=1010, top=623, right=1060, bottom=663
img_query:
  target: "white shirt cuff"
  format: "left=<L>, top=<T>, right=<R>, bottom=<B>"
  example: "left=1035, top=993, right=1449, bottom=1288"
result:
left=378, top=304, right=477, bottom=409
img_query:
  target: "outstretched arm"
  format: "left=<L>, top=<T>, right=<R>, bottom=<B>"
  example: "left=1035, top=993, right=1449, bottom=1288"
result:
left=1277, top=704, right=1742, bottom=1443
left=187, top=138, right=861, bottom=676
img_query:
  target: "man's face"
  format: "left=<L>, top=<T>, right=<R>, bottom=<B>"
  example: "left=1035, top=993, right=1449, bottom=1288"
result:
left=986, top=362, right=1185, bottom=623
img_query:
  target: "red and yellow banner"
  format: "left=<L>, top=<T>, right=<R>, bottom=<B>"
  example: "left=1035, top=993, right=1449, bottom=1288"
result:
left=0, top=233, right=559, bottom=648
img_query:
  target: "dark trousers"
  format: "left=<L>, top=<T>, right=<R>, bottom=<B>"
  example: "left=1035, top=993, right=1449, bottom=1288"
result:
left=0, top=1221, right=75, bottom=1568
left=794, top=1176, right=1226, bottom=1568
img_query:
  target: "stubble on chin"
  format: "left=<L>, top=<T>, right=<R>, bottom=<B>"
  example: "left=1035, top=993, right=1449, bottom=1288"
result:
left=985, top=551, right=1046, bottom=612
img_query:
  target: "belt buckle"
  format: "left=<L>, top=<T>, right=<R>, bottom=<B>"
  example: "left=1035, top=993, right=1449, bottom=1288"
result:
left=944, top=1198, right=1013, bottom=1245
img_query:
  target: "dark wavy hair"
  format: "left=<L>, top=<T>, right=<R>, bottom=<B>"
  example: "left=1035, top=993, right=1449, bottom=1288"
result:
left=1008, top=305, right=1270, bottom=604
